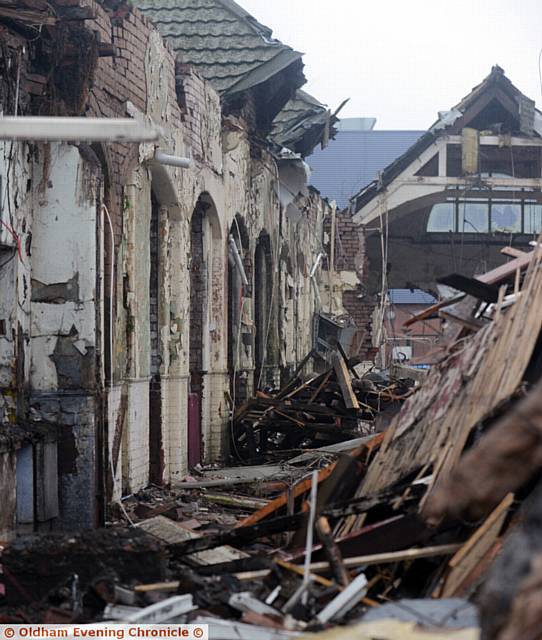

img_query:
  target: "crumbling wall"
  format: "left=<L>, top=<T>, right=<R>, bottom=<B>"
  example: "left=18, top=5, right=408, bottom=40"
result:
left=0, top=0, right=331, bottom=535
left=322, top=209, right=375, bottom=360
left=29, top=143, right=100, bottom=530
left=0, top=450, right=16, bottom=539
left=0, top=138, right=36, bottom=424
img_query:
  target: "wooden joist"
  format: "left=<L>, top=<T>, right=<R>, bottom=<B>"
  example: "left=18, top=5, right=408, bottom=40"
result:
left=332, top=352, right=360, bottom=410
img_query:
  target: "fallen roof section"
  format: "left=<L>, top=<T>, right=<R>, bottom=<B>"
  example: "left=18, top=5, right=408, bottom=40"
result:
left=271, top=90, right=345, bottom=158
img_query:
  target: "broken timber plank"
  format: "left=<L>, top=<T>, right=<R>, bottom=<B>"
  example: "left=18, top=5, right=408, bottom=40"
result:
left=134, top=582, right=179, bottom=594
left=316, top=516, right=350, bottom=586
left=477, top=248, right=536, bottom=284
left=403, top=295, right=464, bottom=328
left=234, top=544, right=462, bottom=581
left=436, top=493, right=514, bottom=598
left=203, top=492, right=269, bottom=511
left=501, top=246, right=528, bottom=258
left=0, top=6, right=56, bottom=24
left=332, top=352, right=359, bottom=410
left=405, top=248, right=537, bottom=328
left=236, top=462, right=337, bottom=528
left=169, top=513, right=307, bottom=558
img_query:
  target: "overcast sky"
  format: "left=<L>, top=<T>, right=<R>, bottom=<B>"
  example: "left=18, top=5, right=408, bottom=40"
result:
left=240, top=0, right=542, bottom=130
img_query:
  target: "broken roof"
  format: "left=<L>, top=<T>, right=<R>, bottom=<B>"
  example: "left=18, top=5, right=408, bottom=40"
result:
left=270, top=89, right=340, bottom=157
left=131, top=0, right=304, bottom=96
left=352, top=66, right=542, bottom=214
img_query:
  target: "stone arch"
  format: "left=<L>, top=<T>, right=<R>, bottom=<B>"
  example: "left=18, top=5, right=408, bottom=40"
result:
left=147, top=163, right=179, bottom=484
left=228, top=214, right=252, bottom=404
left=188, top=192, right=222, bottom=466
left=254, top=230, right=276, bottom=390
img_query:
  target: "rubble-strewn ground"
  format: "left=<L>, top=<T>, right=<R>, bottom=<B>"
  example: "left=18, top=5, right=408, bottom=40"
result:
left=3, top=245, right=542, bottom=639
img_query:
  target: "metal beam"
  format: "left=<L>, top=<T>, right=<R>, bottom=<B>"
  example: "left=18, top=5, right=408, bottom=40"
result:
left=0, top=117, right=162, bottom=142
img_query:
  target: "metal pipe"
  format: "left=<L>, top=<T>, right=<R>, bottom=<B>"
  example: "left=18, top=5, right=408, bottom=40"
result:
left=154, top=150, right=191, bottom=168
left=229, top=235, right=249, bottom=286
left=310, top=252, right=324, bottom=278
left=302, top=470, right=319, bottom=605
left=0, top=116, right=161, bottom=142
left=101, top=204, right=114, bottom=389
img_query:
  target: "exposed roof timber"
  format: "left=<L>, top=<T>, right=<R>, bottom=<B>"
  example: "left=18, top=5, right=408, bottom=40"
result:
left=270, top=91, right=347, bottom=156
left=353, top=134, right=542, bottom=225
left=445, top=86, right=520, bottom=136
left=352, top=66, right=541, bottom=215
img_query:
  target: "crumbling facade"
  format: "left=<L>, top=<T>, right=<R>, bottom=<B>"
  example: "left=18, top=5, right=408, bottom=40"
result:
left=0, top=0, right=337, bottom=536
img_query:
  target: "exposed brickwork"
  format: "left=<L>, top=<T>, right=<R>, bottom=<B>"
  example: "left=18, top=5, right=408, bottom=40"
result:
left=342, top=290, right=376, bottom=360
left=324, top=210, right=376, bottom=360
left=64, top=0, right=182, bottom=246
left=176, top=62, right=221, bottom=165
left=189, top=204, right=205, bottom=395
left=332, top=211, right=361, bottom=272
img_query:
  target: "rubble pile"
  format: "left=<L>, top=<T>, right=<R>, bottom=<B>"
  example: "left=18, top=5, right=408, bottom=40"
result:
left=2, top=244, right=542, bottom=639
left=232, top=350, right=413, bottom=462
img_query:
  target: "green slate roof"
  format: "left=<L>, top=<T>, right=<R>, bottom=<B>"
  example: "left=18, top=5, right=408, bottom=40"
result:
left=131, top=0, right=304, bottom=96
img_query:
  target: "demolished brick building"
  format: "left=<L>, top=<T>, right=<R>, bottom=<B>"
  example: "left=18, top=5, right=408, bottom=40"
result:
left=0, top=0, right=348, bottom=536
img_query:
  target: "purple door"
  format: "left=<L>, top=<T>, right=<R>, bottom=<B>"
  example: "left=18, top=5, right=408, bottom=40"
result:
left=188, top=392, right=201, bottom=468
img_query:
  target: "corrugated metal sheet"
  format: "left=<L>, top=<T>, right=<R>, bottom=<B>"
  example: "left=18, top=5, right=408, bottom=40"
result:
left=307, top=130, right=423, bottom=209
left=389, top=289, right=437, bottom=305
left=132, top=0, right=303, bottom=95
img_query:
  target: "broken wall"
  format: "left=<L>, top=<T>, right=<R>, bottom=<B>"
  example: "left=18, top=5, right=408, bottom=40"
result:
left=30, top=143, right=100, bottom=530
left=0, top=0, right=331, bottom=534
left=322, top=210, right=375, bottom=359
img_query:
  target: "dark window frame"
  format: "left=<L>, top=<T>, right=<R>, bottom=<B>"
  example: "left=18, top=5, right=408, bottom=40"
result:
left=427, top=196, right=542, bottom=234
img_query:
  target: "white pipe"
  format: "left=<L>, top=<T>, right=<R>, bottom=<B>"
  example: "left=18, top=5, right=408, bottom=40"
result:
left=310, top=252, right=324, bottom=278
left=101, top=204, right=115, bottom=389
left=0, top=116, right=161, bottom=142
left=302, top=470, right=319, bottom=605
left=229, top=235, right=249, bottom=286
left=154, top=150, right=191, bottom=168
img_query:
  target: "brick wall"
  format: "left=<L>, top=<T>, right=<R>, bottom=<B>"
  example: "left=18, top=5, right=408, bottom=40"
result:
left=325, top=210, right=376, bottom=359
left=53, top=0, right=181, bottom=246
left=189, top=204, right=205, bottom=395
left=176, top=63, right=208, bottom=162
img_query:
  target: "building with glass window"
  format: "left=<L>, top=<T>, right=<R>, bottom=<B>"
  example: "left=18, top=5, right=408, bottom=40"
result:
left=352, top=66, right=542, bottom=295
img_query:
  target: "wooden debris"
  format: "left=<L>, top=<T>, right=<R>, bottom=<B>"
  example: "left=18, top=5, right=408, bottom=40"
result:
left=137, top=515, right=248, bottom=565
left=332, top=352, right=360, bottom=410
left=434, top=494, right=514, bottom=598
left=232, top=349, right=412, bottom=462
left=316, top=516, right=350, bottom=587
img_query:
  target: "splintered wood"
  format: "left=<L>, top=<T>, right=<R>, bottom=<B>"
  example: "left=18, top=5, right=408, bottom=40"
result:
left=434, top=493, right=514, bottom=598
left=360, top=248, right=542, bottom=499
